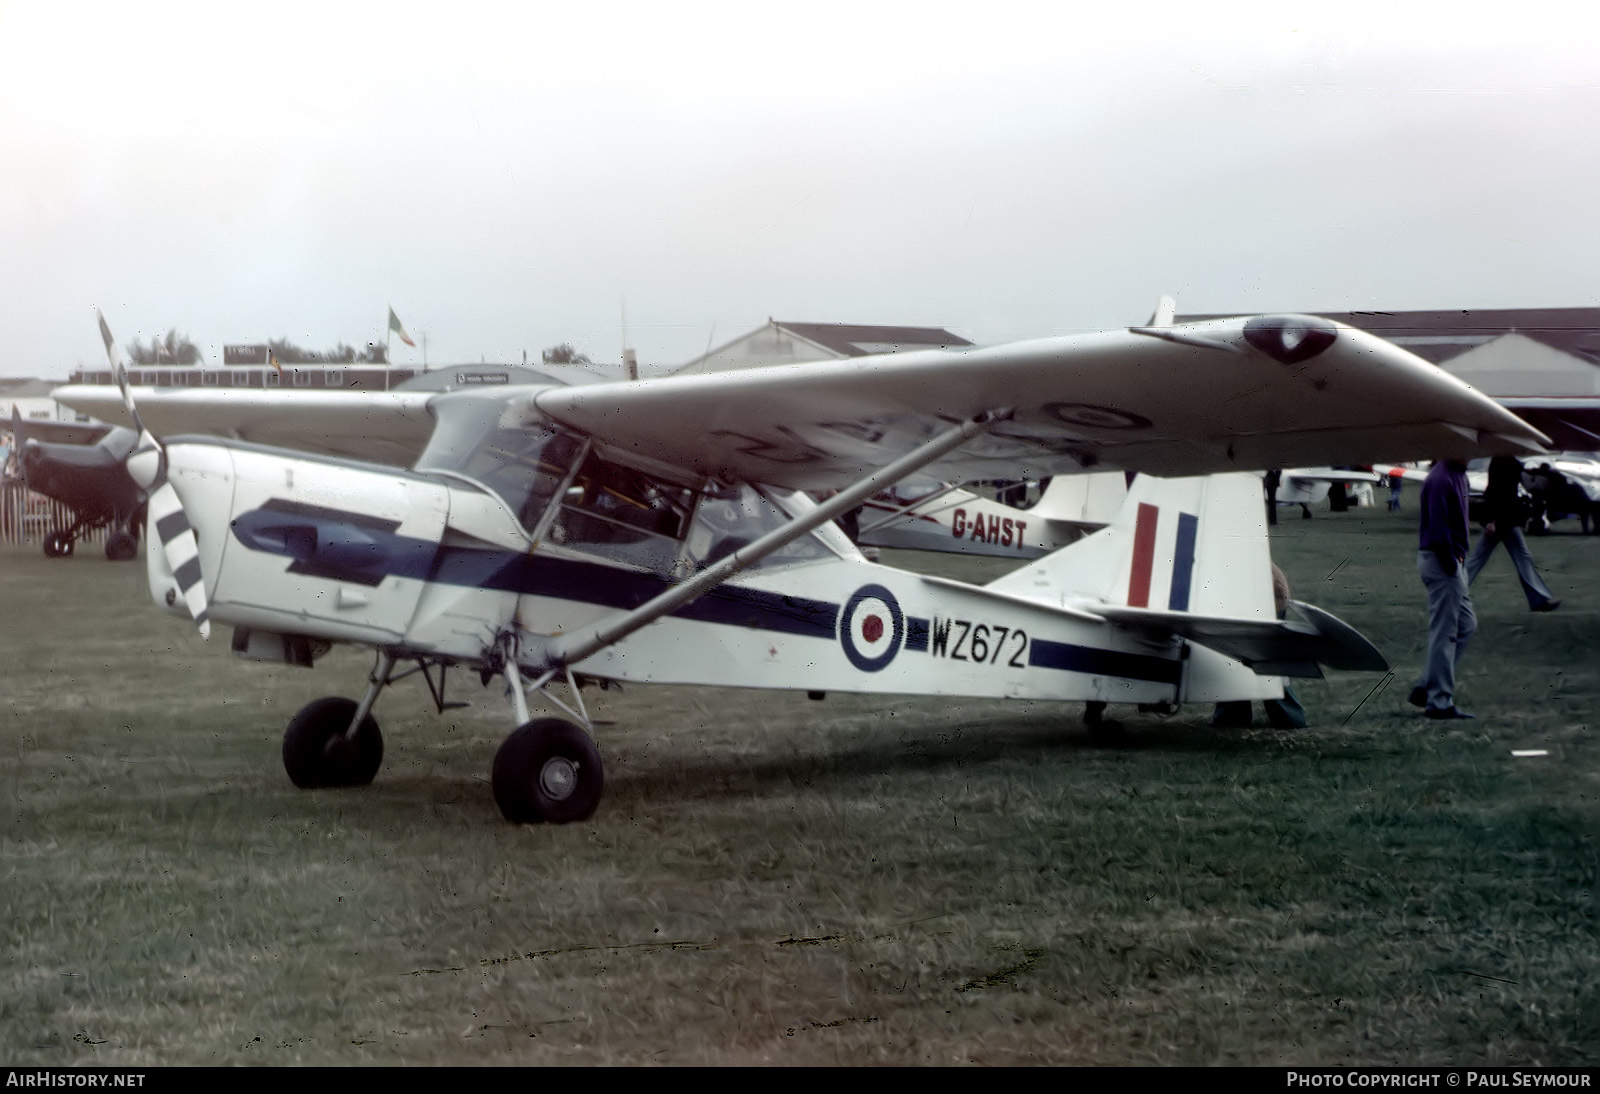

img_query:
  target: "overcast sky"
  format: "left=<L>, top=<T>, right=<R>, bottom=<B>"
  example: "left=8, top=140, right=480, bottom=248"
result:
left=3, top=1, right=1597, bottom=379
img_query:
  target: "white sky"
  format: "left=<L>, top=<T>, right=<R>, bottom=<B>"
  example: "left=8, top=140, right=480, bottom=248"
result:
left=2, top=0, right=1597, bottom=378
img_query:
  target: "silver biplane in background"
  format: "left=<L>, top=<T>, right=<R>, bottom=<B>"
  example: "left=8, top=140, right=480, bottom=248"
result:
left=57, top=311, right=1546, bottom=824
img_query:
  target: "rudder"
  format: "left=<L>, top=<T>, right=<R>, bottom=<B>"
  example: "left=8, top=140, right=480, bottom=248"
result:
left=988, top=472, right=1275, bottom=620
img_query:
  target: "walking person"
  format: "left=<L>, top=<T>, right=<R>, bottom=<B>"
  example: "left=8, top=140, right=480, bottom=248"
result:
left=1407, top=459, right=1477, bottom=719
left=1467, top=455, right=1560, bottom=613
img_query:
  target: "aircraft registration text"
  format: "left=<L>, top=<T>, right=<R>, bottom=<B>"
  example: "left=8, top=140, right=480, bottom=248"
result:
left=950, top=509, right=1027, bottom=548
left=930, top=617, right=1028, bottom=668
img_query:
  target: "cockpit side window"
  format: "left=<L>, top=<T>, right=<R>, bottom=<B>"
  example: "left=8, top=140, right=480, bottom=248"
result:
left=685, top=484, right=831, bottom=571
left=466, top=427, right=584, bottom=530
left=548, top=451, right=697, bottom=575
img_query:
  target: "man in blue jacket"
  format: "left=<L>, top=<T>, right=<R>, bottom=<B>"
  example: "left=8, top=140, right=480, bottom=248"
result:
left=1408, top=459, right=1477, bottom=719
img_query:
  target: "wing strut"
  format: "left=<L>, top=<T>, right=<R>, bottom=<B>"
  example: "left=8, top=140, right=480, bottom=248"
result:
left=855, top=481, right=967, bottom=537
left=537, top=409, right=1011, bottom=673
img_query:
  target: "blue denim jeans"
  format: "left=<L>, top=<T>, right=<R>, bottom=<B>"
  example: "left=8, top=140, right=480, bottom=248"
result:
left=1414, top=549, right=1477, bottom=711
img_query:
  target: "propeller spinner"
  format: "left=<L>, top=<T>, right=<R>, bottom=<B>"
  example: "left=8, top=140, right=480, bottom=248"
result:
left=98, top=311, right=211, bottom=638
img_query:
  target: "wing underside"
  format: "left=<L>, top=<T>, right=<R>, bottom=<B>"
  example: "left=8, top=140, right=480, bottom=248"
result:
left=48, top=388, right=439, bottom=468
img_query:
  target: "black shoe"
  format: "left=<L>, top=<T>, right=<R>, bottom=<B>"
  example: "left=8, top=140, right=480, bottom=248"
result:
left=1424, top=706, right=1475, bottom=720
left=1533, top=600, right=1561, bottom=613
left=1407, top=686, right=1428, bottom=708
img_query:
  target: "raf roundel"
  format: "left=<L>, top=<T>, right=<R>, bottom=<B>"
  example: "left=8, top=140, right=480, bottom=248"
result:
left=838, top=584, right=904, bottom=672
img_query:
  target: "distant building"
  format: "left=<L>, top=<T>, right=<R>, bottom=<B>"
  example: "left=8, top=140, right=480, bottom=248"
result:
left=0, top=378, right=77, bottom=423
left=673, top=320, right=972, bottom=375
left=66, top=355, right=424, bottom=392
left=1181, top=307, right=1600, bottom=398
left=1315, top=308, right=1600, bottom=398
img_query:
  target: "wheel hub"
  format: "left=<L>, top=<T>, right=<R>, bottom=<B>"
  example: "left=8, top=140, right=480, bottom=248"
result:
left=539, top=756, right=578, bottom=801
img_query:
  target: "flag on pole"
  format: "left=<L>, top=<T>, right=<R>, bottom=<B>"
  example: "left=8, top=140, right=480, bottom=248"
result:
left=387, top=306, right=416, bottom=348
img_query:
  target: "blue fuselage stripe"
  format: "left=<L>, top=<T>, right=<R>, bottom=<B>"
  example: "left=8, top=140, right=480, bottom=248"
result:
left=231, top=506, right=1180, bottom=685
left=1027, top=637, right=1182, bottom=684
left=1168, top=511, right=1198, bottom=611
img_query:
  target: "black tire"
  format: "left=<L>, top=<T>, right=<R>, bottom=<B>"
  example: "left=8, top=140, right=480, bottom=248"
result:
left=282, top=697, right=384, bottom=789
left=105, top=531, right=138, bottom=562
left=492, top=718, right=603, bottom=824
left=43, top=531, right=73, bottom=558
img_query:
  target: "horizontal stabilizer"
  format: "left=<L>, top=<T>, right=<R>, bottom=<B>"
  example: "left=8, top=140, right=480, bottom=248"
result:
left=1095, top=599, right=1388, bottom=677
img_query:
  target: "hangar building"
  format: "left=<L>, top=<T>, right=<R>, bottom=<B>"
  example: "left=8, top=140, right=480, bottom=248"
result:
left=672, top=320, right=971, bottom=375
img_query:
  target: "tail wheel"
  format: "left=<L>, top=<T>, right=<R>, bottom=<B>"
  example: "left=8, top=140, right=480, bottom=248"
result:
left=492, top=718, right=603, bottom=824
left=43, top=531, right=74, bottom=558
left=282, top=697, right=384, bottom=789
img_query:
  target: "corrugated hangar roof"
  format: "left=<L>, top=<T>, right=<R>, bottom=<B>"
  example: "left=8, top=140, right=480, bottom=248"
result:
left=771, top=321, right=973, bottom=357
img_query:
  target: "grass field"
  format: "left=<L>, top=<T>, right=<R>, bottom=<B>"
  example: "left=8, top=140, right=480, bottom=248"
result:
left=2, top=507, right=1596, bottom=1065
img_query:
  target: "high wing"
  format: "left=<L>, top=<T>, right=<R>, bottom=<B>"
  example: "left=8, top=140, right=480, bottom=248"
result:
left=49, top=364, right=598, bottom=469
left=6, top=418, right=113, bottom=446
left=1494, top=397, right=1600, bottom=452
left=531, top=315, right=1547, bottom=491
left=47, top=388, right=438, bottom=468
left=57, top=314, right=1548, bottom=483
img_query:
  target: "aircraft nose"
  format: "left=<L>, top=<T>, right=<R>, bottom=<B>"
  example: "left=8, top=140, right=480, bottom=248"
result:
left=19, top=444, right=51, bottom=489
left=125, top=438, right=164, bottom=490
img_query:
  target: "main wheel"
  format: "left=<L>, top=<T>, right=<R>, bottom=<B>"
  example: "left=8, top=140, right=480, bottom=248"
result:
left=282, top=697, right=384, bottom=789
left=105, top=530, right=138, bottom=561
left=43, top=531, right=74, bottom=558
left=492, top=718, right=603, bottom=824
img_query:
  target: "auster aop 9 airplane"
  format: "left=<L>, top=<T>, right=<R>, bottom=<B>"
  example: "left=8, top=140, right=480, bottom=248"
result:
left=58, top=309, right=1546, bottom=824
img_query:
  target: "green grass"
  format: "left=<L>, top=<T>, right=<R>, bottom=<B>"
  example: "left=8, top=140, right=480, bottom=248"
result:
left=2, top=508, right=1596, bottom=1065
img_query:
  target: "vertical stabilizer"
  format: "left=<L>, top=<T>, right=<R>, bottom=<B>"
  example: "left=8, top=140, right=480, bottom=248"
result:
left=1027, top=471, right=1128, bottom=527
left=988, top=472, right=1275, bottom=620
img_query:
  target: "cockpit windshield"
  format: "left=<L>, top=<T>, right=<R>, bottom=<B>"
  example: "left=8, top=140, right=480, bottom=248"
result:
left=417, top=393, right=844, bottom=575
left=416, top=394, right=582, bottom=530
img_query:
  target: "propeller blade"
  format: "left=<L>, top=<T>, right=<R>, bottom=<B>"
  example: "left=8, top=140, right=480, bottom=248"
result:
left=145, top=479, right=211, bottom=639
left=97, top=310, right=210, bottom=639
left=97, top=309, right=146, bottom=435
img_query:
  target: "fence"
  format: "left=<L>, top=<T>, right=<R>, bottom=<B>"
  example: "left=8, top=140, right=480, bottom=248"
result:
left=0, top=480, right=109, bottom=549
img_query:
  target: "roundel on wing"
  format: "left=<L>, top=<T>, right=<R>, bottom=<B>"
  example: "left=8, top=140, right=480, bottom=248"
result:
left=839, top=584, right=904, bottom=672
left=1042, top=402, right=1153, bottom=431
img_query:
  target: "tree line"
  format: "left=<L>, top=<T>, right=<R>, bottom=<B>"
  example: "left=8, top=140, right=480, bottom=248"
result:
left=127, top=329, right=598, bottom=368
left=128, top=330, right=389, bottom=365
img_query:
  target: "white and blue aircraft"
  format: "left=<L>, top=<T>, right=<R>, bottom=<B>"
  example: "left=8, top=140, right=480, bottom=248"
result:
left=57, top=311, right=1546, bottom=824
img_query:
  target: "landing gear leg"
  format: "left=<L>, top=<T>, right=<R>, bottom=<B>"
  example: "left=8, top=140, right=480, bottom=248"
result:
left=281, top=650, right=394, bottom=788
left=490, top=650, right=604, bottom=824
